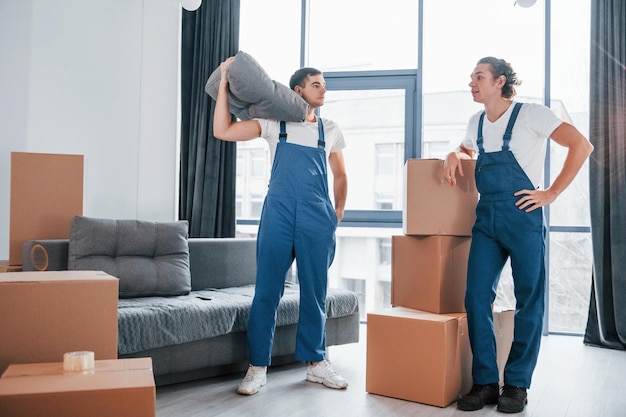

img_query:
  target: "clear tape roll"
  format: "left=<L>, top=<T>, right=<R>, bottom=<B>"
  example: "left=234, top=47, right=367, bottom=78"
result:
left=63, top=351, right=95, bottom=372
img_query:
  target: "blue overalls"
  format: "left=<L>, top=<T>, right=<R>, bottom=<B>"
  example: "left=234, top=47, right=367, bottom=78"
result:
left=466, top=102, right=546, bottom=389
left=247, top=119, right=338, bottom=366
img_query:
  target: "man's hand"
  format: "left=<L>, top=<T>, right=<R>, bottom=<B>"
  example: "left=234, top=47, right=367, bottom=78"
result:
left=213, top=56, right=262, bottom=141
left=443, top=152, right=464, bottom=186
left=335, top=207, right=344, bottom=223
left=220, top=57, right=235, bottom=82
left=514, top=189, right=557, bottom=212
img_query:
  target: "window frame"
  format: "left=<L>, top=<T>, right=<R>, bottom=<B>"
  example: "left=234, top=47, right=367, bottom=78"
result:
left=322, top=69, right=420, bottom=228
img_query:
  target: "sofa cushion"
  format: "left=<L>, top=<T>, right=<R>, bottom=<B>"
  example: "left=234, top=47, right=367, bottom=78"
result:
left=68, top=216, right=191, bottom=298
left=117, top=284, right=359, bottom=354
left=205, top=50, right=309, bottom=122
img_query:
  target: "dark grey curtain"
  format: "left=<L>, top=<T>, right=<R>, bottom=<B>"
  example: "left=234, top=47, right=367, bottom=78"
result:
left=584, top=0, right=626, bottom=349
left=179, top=0, right=240, bottom=238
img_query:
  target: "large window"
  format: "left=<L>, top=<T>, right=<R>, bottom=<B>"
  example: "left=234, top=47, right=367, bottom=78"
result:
left=238, top=0, right=592, bottom=334
left=548, top=0, right=592, bottom=333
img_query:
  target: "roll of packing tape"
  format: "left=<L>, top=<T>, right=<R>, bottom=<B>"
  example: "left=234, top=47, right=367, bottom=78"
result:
left=63, top=351, right=95, bottom=372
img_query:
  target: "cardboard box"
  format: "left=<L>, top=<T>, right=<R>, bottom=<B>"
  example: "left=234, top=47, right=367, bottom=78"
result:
left=0, top=271, right=118, bottom=374
left=0, top=358, right=155, bottom=417
left=494, top=308, right=515, bottom=385
left=0, top=262, right=21, bottom=273
left=9, top=152, right=84, bottom=266
left=403, top=158, right=478, bottom=236
left=391, top=235, right=471, bottom=314
left=366, top=307, right=472, bottom=407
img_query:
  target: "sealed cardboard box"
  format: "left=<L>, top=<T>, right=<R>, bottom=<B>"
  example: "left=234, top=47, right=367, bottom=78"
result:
left=0, top=271, right=118, bottom=374
left=0, top=262, right=21, bottom=273
left=366, top=307, right=472, bottom=407
left=0, top=358, right=155, bottom=417
left=494, top=308, right=515, bottom=385
left=391, top=234, right=471, bottom=314
left=9, top=152, right=84, bottom=266
left=403, top=158, right=478, bottom=236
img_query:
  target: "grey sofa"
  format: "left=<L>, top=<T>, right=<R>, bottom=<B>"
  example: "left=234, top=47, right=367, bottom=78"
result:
left=21, top=216, right=360, bottom=386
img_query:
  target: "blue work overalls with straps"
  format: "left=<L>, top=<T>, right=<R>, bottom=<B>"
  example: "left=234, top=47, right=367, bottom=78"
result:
left=247, top=119, right=338, bottom=366
left=465, top=102, right=546, bottom=389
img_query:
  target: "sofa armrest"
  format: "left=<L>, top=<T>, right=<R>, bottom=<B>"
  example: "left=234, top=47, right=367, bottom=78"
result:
left=188, top=238, right=257, bottom=290
left=22, top=239, right=70, bottom=271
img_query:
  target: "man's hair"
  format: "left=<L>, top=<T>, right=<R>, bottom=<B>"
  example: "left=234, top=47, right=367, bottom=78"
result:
left=289, top=67, right=322, bottom=90
left=477, top=56, right=522, bottom=99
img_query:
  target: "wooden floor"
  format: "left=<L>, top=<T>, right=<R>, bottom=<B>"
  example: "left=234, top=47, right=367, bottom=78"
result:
left=156, top=324, right=626, bottom=417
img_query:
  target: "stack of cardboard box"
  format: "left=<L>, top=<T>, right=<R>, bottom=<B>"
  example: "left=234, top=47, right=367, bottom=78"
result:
left=366, top=158, right=512, bottom=408
left=0, top=271, right=156, bottom=416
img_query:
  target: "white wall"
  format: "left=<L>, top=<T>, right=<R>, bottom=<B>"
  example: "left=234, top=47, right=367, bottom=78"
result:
left=0, top=0, right=180, bottom=261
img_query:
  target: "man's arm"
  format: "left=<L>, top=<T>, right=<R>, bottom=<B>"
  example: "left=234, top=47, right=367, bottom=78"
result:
left=213, top=57, right=262, bottom=141
left=514, top=122, right=594, bottom=212
left=328, top=150, right=347, bottom=222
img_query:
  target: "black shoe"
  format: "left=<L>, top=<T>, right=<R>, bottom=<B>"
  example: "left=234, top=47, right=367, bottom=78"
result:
left=457, top=383, right=500, bottom=411
left=497, top=384, right=528, bottom=413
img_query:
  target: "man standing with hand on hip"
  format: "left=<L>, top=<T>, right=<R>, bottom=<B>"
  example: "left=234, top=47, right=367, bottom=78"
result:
left=445, top=56, right=593, bottom=413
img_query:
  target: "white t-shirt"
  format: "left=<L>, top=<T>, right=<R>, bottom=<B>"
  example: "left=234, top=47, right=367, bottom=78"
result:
left=460, top=102, right=563, bottom=188
left=256, top=118, right=346, bottom=163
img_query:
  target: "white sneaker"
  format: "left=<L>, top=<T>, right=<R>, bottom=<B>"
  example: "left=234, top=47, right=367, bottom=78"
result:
left=237, top=365, right=267, bottom=395
left=306, top=360, right=348, bottom=389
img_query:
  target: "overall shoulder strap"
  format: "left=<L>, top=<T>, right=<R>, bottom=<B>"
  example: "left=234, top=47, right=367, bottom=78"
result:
left=477, top=112, right=486, bottom=153
left=317, top=117, right=325, bottom=149
left=502, top=102, right=523, bottom=150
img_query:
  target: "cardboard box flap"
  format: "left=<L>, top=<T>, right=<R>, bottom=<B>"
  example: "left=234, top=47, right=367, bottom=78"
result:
left=2, top=358, right=152, bottom=378
left=0, top=271, right=117, bottom=284
left=0, top=359, right=154, bottom=395
left=372, top=306, right=465, bottom=323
